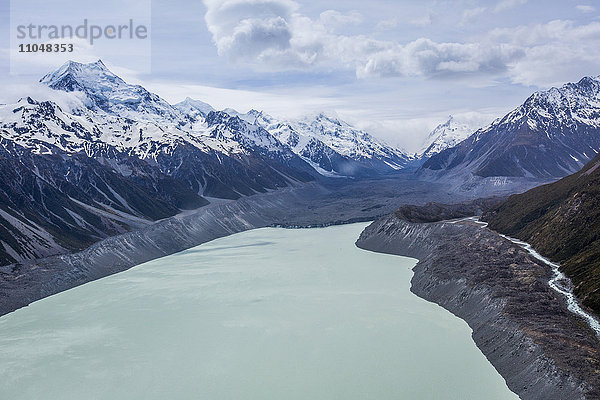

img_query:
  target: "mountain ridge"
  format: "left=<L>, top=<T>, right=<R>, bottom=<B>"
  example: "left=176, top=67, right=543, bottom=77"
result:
left=421, top=75, right=600, bottom=179
left=0, top=59, right=415, bottom=265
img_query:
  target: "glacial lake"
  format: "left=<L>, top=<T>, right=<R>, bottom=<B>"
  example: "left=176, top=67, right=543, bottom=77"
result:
left=0, top=223, right=518, bottom=399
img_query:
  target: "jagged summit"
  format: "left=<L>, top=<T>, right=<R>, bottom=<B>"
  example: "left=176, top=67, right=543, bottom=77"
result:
left=249, top=110, right=411, bottom=175
left=20, top=61, right=413, bottom=179
left=420, top=116, right=474, bottom=158
left=39, top=60, right=125, bottom=94
left=40, top=60, right=178, bottom=120
left=520, top=75, right=600, bottom=112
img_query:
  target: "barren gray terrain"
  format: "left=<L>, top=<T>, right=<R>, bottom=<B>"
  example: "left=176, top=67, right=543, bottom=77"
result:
left=357, top=214, right=600, bottom=400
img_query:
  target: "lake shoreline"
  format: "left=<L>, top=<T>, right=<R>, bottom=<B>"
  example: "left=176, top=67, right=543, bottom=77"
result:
left=1, top=177, right=477, bottom=318
left=0, top=223, right=518, bottom=399
left=356, top=215, right=600, bottom=400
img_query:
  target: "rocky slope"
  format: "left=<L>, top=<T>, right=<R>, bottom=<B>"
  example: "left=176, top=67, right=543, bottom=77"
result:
left=483, top=154, right=600, bottom=315
left=357, top=213, right=600, bottom=400
left=393, top=198, right=504, bottom=223
left=0, top=138, right=207, bottom=265
left=422, top=76, right=600, bottom=179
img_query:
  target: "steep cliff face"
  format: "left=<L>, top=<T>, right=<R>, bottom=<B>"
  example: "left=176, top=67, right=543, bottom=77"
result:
left=357, top=215, right=600, bottom=400
left=484, top=155, right=600, bottom=315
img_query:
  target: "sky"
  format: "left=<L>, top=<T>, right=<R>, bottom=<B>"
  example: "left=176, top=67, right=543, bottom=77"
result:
left=1, top=0, right=600, bottom=152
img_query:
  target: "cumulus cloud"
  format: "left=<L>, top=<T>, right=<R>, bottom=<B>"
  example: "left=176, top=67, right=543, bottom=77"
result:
left=203, top=0, right=296, bottom=60
left=202, top=0, right=600, bottom=86
left=202, top=0, right=520, bottom=78
left=355, top=38, right=523, bottom=79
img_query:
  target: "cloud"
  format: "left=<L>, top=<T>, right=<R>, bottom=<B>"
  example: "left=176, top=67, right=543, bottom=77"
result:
left=202, top=0, right=521, bottom=79
left=202, top=0, right=600, bottom=87
left=460, top=7, right=486, bottom=26
left=319, top=10, right=363, bottom=29
left=376, top=17, right=399, bottom=31
left=203, top=0, right=296, bottom=61
left=494, top=0, right=528, bottom=12
left=488, top=20, right=600, bottom=85
left=355, top=38, right=523, bottom=79
left=0, top=81, right=89, bottom=111
left=221, top=16, right=292, bottom=59
left=409, top=14, right=433, bottom=27
left=576, top=5, right=596, bottom=13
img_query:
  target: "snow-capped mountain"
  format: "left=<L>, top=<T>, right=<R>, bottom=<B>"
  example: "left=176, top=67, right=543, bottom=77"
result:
left=0, top=59, right=414, bottom=265
left=40, top=60, right=180, bottom=122
left=225, top=109, right=412, bottom=176
left=0, top=61, right=418, bottom=264
left=422, top=75, right=600, bottom=179
left=0, top=61, right=310, bottom=264
left=4, top=60, right=317, bottom=194
left=174, top=97, right=215, bottom=121
left=420, top=116, right=474, bottom=158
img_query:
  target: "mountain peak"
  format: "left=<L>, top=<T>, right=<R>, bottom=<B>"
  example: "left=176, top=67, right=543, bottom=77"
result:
left=39, top=60, right=179, bottom=120
left=40, top=59, right=122, bottom=91
left=175, top=97, right=215, bottom=114
left=578, top=75, right=600, bottom=86
left=523, top=74, right=600, bottom=110
left=315, top=111, right=340, bottom=123
left=175, top=97, right=215, bottom=117
left=419, top=115, right=473, bottom=158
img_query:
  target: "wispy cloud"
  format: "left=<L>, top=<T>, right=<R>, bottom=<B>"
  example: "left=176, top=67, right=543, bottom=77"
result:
left=409, top=13, right=433, bottom=27
left=576, top=5, right=596, bottom=13
left=376, top=17, right=398, bottom=31
left=494, top=0, right=528, bottom=12
left=319, top=10, right=363, bottom=28
left=460, top=7, right=487, bottom=26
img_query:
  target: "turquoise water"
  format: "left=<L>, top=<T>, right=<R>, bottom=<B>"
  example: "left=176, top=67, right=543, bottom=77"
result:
left=0, top=223, right=518, bottom=399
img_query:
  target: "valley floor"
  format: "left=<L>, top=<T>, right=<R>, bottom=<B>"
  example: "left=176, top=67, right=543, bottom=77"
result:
left=0, top=174, right=592, bottom=399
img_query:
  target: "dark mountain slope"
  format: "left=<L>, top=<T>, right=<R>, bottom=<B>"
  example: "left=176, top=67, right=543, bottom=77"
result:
left=484, top=155, right=600, bottom=314
left=0, top=139, right=207, bottom=265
